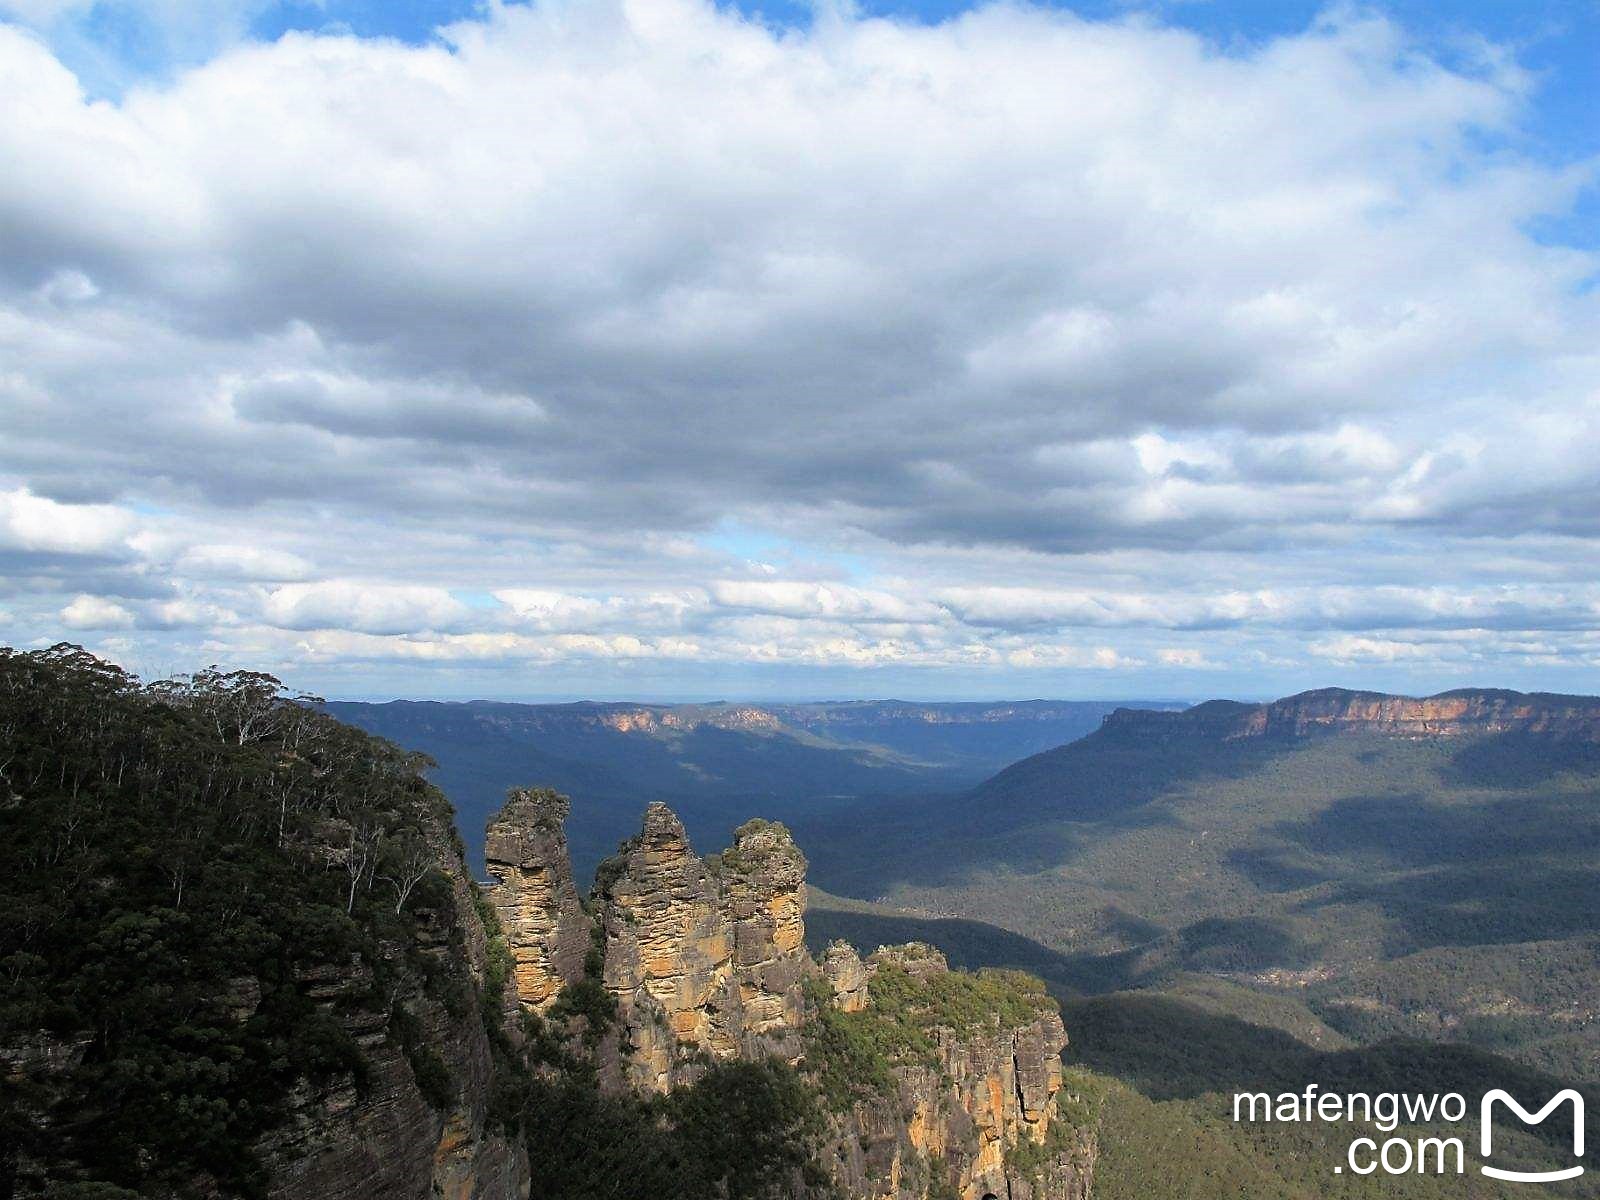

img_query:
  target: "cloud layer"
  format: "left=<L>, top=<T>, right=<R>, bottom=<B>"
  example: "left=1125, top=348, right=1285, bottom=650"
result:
left=1, top=0, right=1597, bottom=697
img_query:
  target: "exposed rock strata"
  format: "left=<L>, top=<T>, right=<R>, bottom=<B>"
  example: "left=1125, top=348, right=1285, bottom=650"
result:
left=483, top=787, right=590, bottom=1013
left=823, top=940, right=870, bottom=1012
left=587, top=804, right=810, bottom=1091
left=1102, top=687, right=1600, bottom=743
left=820, top=947, right=1091, bottom=1200
left=488, top=794, right=1094, bottom=1199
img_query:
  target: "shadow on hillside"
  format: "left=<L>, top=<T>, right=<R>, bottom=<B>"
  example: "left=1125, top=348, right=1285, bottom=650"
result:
left=1282, top=791, right=1600, bottom=868
left=1061, top=992, right=1595, bottom=1141
left=1308, top=864, right=1600, bottom=955
left=1223, top=845, right=1337, bottom=892
left=797, top=731, right=1307, bottom=895
left=805, top=903, right=1318, bottom=995
left=803, top=904, right=1180, bottom=995
left=1266, top=787, right=1600, bottom=952
left=1444, top=733, right=1600, bottom=788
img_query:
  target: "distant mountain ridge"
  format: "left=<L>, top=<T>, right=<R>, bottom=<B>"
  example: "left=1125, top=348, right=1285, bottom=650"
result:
left=791, top=681, right=1600, bottom=1098
left=325, top=696, right=1177, bottom=879
left=1097, top=686, right=1600, bottom=743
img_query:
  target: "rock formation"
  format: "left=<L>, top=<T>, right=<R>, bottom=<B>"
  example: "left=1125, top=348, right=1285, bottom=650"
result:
left=584, top=804, right=810, bottom=1091
left=823, top=940, right=870, bottom=1012
left=820, top=946, right=1092, bottom=1200
left=486, top=793, right=1095, bottom=1199
left=718, top=817, right=811, bottom=1051
left=595, top=801, right=743, bottom=1089
left=1101, top=686, right=1600, bottom=743
left=483, top=787, right=590, bottom=1013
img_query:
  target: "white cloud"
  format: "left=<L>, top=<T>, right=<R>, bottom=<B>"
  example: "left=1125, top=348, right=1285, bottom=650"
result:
left=177, top=543, right=315, bottom=581
left=1158, top=648, right=1221, bottom=669
left=0, top=488, right=135, bottom=556
left=0, top=2, right=1595, bottom=693
left=59, top=593, right=133, bottom=629
left=710, top=581, right=938, bottom=623
left=141, top=598, right=237, bottom=629
left=1309, top=634, right=1442, bottom=664
left=1004, top=644, right=1137, bottom=670
left=259, top=582, right=470, bottom=635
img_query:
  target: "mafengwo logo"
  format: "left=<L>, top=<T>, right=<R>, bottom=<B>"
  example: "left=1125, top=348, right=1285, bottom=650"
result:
left=1481, top=1089, right=1584, bottom=1183
left=1232, top=1085, right=1587, bottom=1182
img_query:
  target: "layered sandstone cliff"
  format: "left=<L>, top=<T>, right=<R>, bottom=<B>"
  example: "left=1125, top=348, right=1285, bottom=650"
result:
left=485, top=793, right=1094, bottom=1200
left=823, top=940, right=870, bottom=1013
left=1102, top=686, right=1600, bottom=743
left=483, top=787, right=590, bottom=1013
left=588, top=804, right=810, bottom=1091
left=820, top=945, right=1093, bottom=1200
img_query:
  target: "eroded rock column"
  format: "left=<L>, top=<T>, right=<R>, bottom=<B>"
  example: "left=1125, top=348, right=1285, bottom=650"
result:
left=719, top=818, right=809, bottom=1060
left=483, top=788, right=589, bottom=1013
left=598, top=802, right=740, bottom=1091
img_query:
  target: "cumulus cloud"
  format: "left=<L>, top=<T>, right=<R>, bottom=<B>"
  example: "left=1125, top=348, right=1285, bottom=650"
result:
left=0, top=1, right=1596, bottom=694
left=60, top=593, right=134, bottom=629
left=176, top=543, right=315, bottom=581
left=709, top=581, right=938, bottom=623
left=259, top=582, right=471, bottom=635
left=0, top=488, right=136, bottom=556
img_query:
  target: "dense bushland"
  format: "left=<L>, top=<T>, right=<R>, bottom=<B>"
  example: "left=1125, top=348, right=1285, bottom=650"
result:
left=0, top=645, right=838, bottom=1200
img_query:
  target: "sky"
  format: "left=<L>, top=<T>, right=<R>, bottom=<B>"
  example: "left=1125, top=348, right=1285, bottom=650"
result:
left=0, top=0, right=1597, bottom=702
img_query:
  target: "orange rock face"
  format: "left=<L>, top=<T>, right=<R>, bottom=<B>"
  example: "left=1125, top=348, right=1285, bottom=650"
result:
left=483, top=788, right=590, bottom=1014
left=822, top=940, right=870, bottom=1013
left=1103, top=687, right=1600, bottom=744
left=826, top=947, right=1089, bottom=1200
left=481, top=795, right=1092, bottom=1198
left=595, top=805, right=809, bottom=1092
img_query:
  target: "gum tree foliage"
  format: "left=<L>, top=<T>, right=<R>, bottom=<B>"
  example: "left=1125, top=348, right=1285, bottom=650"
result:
left=0, top=644, right=461, bottom=1198
left=1, top=646, right=844, bottom=1200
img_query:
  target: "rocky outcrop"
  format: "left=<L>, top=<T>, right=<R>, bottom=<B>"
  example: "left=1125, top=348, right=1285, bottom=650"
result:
left=596, top=704, right=785, bottom=733
left=1102, top=687, right=1600, bottom=743
left=484, top=787, right=590, bottom=1013
left=591, top=805, right=809, bottom=1092
left=484, top=793, right=1090, bottom=1199
left=720, top=817, right=811, bottom=1055
left=823, top=948, right=1093, bottom=1200
left=475, top=790, right=1094, bottom=1198
left=596, top=802, right=742, bottom=1090
left=823, top=940, right=870, bottom=1012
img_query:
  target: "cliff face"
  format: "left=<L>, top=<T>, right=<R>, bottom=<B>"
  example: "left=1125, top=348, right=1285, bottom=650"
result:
left=0, top=647, right=532, bottom=1200
left=823, top=940, right=870, bottom=1013
left=821, top=946, right=1093, bottom=1200
left=486, top=794, right=1093, bottom=1200
left=1102, top=687, right=1600, bottom=743
left=255, top=809, right=530, bottom=1200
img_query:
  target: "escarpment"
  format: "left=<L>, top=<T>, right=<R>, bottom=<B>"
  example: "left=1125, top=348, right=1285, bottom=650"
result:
left=255, top=809, right=531, bottom=1200
left=486, top=792, right=1095, bottom=1199
left=1100, top=686, right=1600, bottom=743
left=256, top=812, right=528, bottom=1196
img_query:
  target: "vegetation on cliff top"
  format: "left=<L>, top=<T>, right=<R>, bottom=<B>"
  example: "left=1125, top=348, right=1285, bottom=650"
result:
left=2, top=646, right=849, bottom=1200
left=510, top=1058, right=836, bottom=1200
left=801, top=956, right=1057, bottom=1112
left=0, top=644, right=477, bottom=1198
